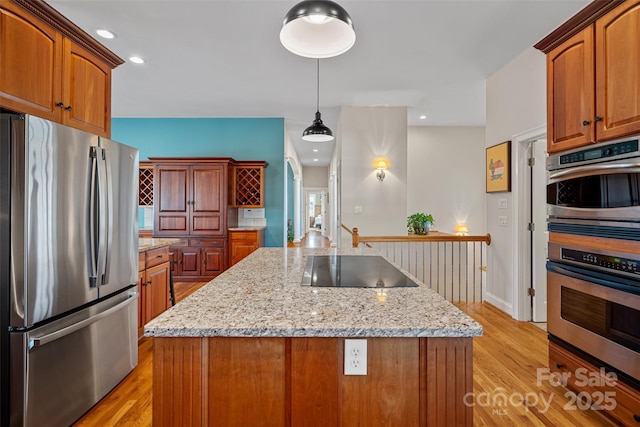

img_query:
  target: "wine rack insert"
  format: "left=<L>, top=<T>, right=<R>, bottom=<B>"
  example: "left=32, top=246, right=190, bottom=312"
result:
left=139, top=162, right=154, bottom=206
left=233, top=162, right=266, bottom=208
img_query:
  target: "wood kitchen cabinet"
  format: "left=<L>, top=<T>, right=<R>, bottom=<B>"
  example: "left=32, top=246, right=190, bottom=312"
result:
left=231, top=161, right=267, bottom=208
left=229, top=230, right=263, bottom=267
left=137, top=246, right=170, bottom=338
left=170, top=238, right=226, bottom=281
left=0, top=0, right=122, bottom=137
left=549, top=340, right=640, bottom=426
left=539, top=0, right=640, bottom=154
left=153, top=160, right=229, bottom=237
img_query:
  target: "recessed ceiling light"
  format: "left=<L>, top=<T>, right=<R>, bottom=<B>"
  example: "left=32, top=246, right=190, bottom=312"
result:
left=96, top=29, right=116, bottom=39
left=419, top=115, right=427, bottom=120
left=129, top=56, right=146, bottom=64
left=313, top=149, right=319, bottom=152
left=313, top=158, right=318, bottom=162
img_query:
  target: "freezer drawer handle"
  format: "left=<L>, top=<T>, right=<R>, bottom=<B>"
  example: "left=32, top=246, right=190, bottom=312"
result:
left=28, top=292, right=138, bottom=350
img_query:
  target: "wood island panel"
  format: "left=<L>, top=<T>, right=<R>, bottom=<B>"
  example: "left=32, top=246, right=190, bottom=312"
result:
left=153, top=336, right=473, bottom=426
left=208, top=338, right=286, bottom=426
left=153, top=338, right=207, bottom=427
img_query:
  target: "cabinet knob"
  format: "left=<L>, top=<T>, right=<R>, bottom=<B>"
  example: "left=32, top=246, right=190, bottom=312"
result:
left=65, top=105, right=72, bottom=111
left=56, top=102, right=64, bottom=108
left=157, top=254, right=163, bottom=258
left=582, top=120, right=590, bottom=126
left=634, top=414, right=640, bottom=422
left=594, top=116, right=602, bottom=122
left=556, top=363, right=565, bottom=369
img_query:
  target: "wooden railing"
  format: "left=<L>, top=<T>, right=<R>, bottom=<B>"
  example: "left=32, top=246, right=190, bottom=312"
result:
left=345, top=225, right=491, bottom=303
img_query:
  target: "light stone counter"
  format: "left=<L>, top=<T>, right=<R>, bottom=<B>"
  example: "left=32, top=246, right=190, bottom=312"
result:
left=144, top=247, right=483, bottom=338
left=138, top=237, right=181, bottom=252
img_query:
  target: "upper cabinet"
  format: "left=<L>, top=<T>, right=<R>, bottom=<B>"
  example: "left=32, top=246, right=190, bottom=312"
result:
left=0, top=0, right=123, bottom=137
left=231, top=161, right=268, bottom=208
left=546, top=29, right=595, bottom=153
left=153, top=159, right=229, bottom=237
left=539, top=0, right=640, bottom=154
left=595, top=1, right=640, bottom=141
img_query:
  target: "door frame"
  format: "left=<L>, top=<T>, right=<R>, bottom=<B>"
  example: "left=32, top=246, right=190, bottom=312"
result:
left=304, top=187, right=328, bottom=236
left=512, top=125, right=546, bottom=321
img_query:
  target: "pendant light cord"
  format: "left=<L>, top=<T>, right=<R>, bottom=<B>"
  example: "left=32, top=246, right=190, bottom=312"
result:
left=316, top=58, right=320, bottom=113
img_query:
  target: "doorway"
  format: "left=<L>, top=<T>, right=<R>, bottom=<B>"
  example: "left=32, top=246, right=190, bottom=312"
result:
left=514, top=126, right=548, bottom=322
left=304, top=188, right=327, bottom=236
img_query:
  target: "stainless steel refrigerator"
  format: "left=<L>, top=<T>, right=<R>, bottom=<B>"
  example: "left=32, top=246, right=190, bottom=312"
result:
left=0, top=114, right=139, bottom=426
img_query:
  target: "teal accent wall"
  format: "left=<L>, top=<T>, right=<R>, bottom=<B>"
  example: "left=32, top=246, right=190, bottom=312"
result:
left=112, top=118, right=285, bottom=247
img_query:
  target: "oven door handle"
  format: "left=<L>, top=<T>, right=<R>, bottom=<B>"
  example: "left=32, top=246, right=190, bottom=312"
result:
left=547, top=261, right=640, bottom=296
left=548, top=162, right=640, bottom=182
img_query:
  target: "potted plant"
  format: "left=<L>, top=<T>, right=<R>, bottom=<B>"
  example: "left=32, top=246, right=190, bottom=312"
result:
left=407, top=212, right=435, bottom=235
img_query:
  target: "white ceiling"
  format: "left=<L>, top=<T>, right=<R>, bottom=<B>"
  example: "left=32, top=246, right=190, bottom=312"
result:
left=49, top=0, right=589, bottom=166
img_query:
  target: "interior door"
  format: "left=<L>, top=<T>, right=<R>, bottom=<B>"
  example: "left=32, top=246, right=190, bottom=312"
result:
left=532, top=139, right=548, bottom=322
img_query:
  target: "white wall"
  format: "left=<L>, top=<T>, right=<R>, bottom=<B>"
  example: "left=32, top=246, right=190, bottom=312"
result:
left=302, top=166, right=329, bottom=188
left=338, top=107, right=408, bottom=247
left=485, top=46, right=547, bottom=314
left=408, top=126, right=486, bottom=235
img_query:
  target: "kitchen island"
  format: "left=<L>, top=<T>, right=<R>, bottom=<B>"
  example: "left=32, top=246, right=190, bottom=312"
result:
left=145, top=247, right=482, bottom=426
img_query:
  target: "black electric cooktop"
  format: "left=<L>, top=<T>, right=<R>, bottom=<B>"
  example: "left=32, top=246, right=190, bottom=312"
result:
left=301, top=255, right=419, bottom=288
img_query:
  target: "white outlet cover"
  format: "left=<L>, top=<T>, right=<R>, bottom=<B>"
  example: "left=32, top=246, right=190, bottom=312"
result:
left=498, top=215, right=508, bottom=226
left=344, top=339, right=367, bottom=375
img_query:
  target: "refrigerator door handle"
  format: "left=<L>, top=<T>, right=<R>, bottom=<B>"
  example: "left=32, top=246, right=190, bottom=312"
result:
left=88, top=147, right=99, bottom=287
left=102, top=148, right=114, bottom=286
left=95, top=148, right=108, bottom=285
left=28, top=292, right=138, bottom=350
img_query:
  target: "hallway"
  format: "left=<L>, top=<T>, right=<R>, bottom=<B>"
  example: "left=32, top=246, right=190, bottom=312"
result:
left=289, top=230, right=331, bottom=248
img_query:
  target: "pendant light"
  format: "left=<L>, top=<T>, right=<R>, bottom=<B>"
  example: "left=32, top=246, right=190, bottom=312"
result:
left=280, top=0, right=355, bottom=58
left=303, top=59, right=333, bottom=142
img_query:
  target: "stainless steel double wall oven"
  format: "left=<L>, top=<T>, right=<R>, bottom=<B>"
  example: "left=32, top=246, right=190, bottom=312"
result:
left=546, top=136, right=640, bottom=384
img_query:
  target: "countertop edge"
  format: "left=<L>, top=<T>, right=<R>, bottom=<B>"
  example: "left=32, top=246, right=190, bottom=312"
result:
left=138, top=238, right=182, bottom=252
left=144, top=326, right=483, bottom=338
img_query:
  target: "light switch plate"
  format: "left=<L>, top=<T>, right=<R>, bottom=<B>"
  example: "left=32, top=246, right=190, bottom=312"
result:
left=498, top=199, right=508, bottom=209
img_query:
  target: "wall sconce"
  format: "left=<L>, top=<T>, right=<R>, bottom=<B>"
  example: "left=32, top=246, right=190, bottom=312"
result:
left=455, top=224, right=469, bottom=236
left=373, top=157, right=390, bottom=182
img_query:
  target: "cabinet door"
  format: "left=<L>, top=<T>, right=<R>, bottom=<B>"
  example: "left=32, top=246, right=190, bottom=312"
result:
left=547, top=27, right=595, bottom=154
left=137, top=270, right=146, bottom=338
left=146, top=262, right=169, bottom=320
left=229, top=233, right=258, bottom=267
left=202, top=246, right=225, bottom=275
left=155, top=165, right=190, bottom=236
left=0, top=3, right=63, bottom=121
left=191, top=164, right=226, bottom=235
left=178, top=246, right=202, bottom=277
left=62, top=39, right=112, bottom=137
left=595, top=0, right=640, bottom=141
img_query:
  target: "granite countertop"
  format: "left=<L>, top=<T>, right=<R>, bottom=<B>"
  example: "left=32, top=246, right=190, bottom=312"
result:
left=228, top=226, right=266, bottom=231
left=145, top=248, right=483, bottom=338
left=138, top=238, right=181, bottom=252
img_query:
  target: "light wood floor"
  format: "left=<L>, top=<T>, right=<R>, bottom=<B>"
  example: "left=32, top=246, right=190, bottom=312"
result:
left=74, top=293, right=615, bottom=426
left=288, top=229, right=331, bottom=248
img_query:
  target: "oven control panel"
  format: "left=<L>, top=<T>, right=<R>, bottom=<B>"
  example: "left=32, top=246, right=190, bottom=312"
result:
left=562, top=248, right=640, bottom=275
left=558, top=140, right=639, bottom=165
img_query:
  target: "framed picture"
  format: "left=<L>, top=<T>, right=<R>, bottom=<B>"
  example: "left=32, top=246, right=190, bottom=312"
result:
left=486, top=141, right=511, bottom=193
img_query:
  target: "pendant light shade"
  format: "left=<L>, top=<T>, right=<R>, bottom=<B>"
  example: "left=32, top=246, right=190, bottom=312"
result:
left=302, top=59, right=334, bottom=142
left=280, top=0, right=355, bottom=58
left=303, top=111, right=333, bottom=142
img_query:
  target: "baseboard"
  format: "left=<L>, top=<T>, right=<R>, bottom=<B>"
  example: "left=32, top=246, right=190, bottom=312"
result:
left=483, top=292, right=513, bottom=317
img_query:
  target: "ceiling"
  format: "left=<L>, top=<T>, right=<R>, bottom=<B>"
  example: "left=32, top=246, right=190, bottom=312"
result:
left=49, top=0, right=589, bottom=166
